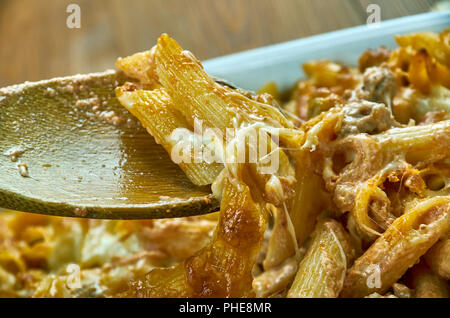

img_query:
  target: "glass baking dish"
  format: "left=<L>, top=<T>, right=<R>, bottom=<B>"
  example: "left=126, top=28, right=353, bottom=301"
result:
left=204, top=11, right=450, bottom=92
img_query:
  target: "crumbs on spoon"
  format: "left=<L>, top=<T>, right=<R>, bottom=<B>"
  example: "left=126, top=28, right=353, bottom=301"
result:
left=4, top=147, right=25, bottom=162
left=98, top=110, right=124, bottom=126
left=44, top=87, right=56, bottom=97
left=74, top=207, right=88, bottom=217
left=74, top=97, right=126, bottom=127
left=75, top=97, right=100, bottom=109
left=17, top=163, right=29, bottom=178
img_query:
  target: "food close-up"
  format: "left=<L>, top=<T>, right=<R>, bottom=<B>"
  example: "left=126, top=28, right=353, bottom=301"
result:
left=0, top=0, right=449, bottom=301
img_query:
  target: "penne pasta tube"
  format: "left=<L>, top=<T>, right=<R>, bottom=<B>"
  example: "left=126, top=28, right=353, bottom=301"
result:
left=155, top=34, right=233, bottom=131
left=341, top=196, right=450, bottom=297
left=116, top=86, right=223, bottom=185
left=424, top=236, right=450, bottom=280
left=351, top=182, right=393, bottom=241
left=154, top=34, right=291, bottom=132
left=375, top=120, right=450, bottom=164
left=253, top=257, right=298, bottom=298
left=115, top=47, right=159, bottom=87
left=288, top=153, right=331, bottom=246
left=287, top=218, right=355, bottom=298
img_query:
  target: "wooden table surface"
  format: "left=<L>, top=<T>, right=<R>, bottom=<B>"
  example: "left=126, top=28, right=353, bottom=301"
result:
left=0, top=0, right=438, bottom=87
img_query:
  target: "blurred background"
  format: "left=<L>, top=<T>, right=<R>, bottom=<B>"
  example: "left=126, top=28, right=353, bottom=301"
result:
left=0, top=0, right=446, bottom=87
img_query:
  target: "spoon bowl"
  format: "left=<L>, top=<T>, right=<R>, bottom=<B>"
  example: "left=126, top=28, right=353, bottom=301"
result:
left=0, top=70, right=218, bottom=219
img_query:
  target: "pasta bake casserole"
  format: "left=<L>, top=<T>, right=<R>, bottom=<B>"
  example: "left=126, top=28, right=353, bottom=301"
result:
left=0, top=30, right=449, bottom=298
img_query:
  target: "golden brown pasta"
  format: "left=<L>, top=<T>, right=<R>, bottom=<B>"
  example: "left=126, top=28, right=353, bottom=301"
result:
left=120, top=166, right=269, bottom=297
left=116, top=87, right=223, bottom=185
left=341, top=196, right=450, bottom=297
left=2, top=30, right=450, bottom=299
left=115, top=48, right=159, bottom=87
left=424, top=236, right=450, bottom=280
left=287, top=219, right=355, bottom=298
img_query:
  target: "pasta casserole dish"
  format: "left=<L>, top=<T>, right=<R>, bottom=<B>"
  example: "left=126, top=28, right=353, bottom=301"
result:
left=0, top=30, right=449, bottom=298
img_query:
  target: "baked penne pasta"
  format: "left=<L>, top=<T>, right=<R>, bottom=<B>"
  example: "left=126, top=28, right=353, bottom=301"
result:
left=2, top=29, right=450, bottom=299
left=287, top=219, right=355, bottom=298
left=116, top=86, right=223, bottom=185
left=341, top=196, right=450, bottom=297
left=375, top=120, right=450, bottom=164
left=115, top=48, right=159, bottom=87
left=121, top=164, right=269, bottom=297
left=424, top=235, right=450, bottom=280
left=154, top=34, right=292, bottom=132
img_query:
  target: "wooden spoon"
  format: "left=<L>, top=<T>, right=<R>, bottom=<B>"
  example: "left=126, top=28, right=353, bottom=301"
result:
left=0, top=70, right=219, bottom=219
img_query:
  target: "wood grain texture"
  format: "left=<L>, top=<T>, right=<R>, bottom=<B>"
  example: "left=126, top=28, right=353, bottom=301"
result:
left=0, top=0, right=436, bottom=87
